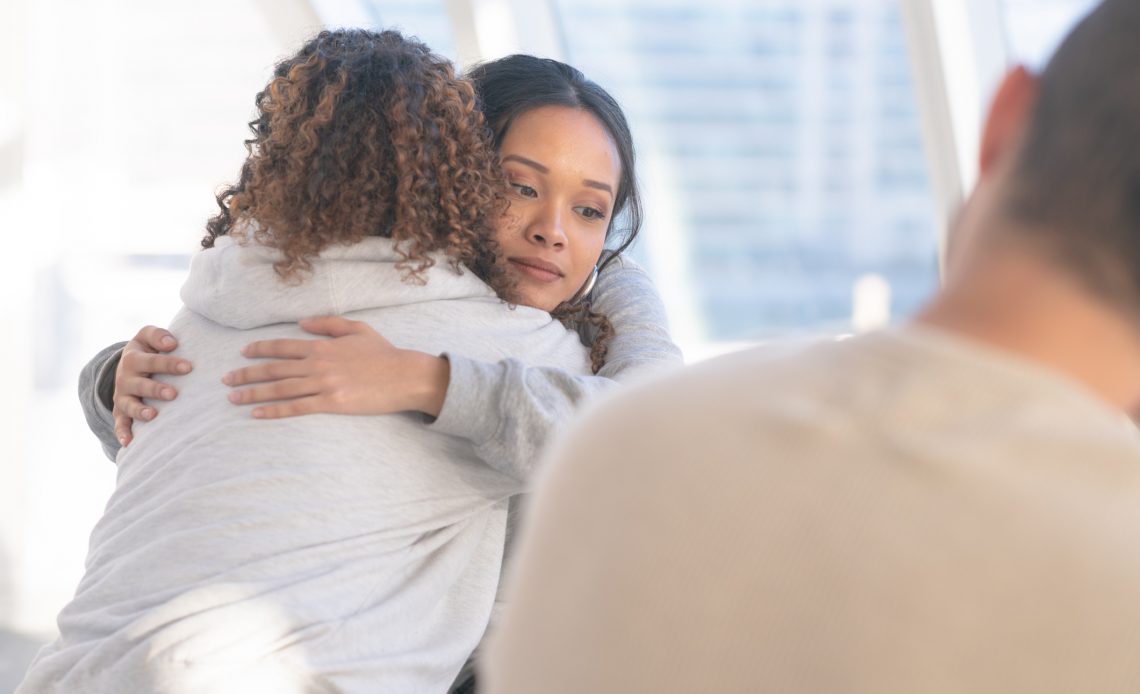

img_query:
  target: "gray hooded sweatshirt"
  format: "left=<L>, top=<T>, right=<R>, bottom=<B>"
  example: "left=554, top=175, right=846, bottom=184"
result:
left=20, top=236, right=590, bottom=694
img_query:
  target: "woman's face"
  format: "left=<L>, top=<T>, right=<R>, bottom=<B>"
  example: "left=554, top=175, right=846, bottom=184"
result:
left=495, top=105, right=621, bottom=312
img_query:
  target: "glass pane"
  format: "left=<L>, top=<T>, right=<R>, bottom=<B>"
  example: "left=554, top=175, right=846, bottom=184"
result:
left=553, top=0, right=940, bottom=348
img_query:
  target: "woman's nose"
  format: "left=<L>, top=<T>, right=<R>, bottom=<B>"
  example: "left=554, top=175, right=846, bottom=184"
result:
left=527, top=206, right=568, bottom=248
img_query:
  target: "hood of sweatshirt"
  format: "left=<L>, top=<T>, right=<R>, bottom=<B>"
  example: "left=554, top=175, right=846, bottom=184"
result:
left=180, top=236, right=503, bottom=330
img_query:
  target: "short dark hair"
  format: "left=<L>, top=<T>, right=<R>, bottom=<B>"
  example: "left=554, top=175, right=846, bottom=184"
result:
left=465, top=54, right=643, bottom=273
left=1005, top=0, right=1140, bottom=308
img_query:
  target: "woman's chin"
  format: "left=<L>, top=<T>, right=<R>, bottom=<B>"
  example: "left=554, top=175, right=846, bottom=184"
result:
left=514, top=289, right=561, bottom=313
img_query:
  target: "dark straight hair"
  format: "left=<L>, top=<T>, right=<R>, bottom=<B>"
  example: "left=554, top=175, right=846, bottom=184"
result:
left=465, top=54, right=643, bottom=274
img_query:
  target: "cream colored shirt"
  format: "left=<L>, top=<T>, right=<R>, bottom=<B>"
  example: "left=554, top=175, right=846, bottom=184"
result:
left=485, top=325, right=1140, bottom=694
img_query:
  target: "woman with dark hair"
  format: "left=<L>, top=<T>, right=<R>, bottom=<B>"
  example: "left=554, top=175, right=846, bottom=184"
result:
left=70, top=52, right=680, bottom=693
left=23, top=30, right=604, bottom=693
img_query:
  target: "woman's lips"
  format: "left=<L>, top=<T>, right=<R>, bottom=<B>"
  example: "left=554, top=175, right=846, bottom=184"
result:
left=508, top=257, right=563, bottom=283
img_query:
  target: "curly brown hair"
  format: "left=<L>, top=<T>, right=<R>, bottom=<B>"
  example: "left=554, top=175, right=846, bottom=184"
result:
left=552, top=303, right=613, bottom=373
left=204, top=29, right=513, bottom=296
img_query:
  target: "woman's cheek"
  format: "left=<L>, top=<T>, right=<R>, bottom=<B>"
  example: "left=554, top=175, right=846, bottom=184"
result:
left=493, top=210, right=522, bottom=242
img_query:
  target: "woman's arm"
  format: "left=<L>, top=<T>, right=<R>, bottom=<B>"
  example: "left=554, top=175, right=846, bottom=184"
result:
left=78, top=326, right=194, bottom=460
left=228, top=257, right=682, bottom=481
left=80, top=342, right=128, bottom=461
left=429, top=257, right=683, bottom=480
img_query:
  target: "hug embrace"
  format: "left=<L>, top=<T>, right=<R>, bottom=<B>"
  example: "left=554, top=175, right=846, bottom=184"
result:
left=20, top=28, right=681, bottom=694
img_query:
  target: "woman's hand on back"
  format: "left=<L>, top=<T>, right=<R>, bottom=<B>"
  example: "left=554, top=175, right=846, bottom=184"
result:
left=225, top=316, right=451, bottom=419
left=115, top=326, right=193, bottom=447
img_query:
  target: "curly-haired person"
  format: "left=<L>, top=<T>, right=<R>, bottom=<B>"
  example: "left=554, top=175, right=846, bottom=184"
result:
left=19, top=30, right=661, bottom=694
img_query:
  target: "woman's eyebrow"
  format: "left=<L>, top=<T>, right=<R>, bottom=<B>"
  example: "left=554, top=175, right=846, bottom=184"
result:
left=584, top=180, right=613, bottom=195
left=503, top=153, right=613, bottom=195
left=502, top=154, right=549, bottom=173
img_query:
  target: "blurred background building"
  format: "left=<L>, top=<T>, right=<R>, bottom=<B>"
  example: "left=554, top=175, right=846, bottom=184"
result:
left=0, top=0, right=1102, bottom=688
left=558, top=1, right=940, bottom=342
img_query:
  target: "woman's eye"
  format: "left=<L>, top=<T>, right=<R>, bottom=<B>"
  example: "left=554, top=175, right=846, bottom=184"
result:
left=511, top=183, right=537, bottom=198
left=576, top=206, right=607, bottom=221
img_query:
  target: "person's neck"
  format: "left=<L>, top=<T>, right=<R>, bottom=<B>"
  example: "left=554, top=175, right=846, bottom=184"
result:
left=915, top=239, right=1140, bottom=413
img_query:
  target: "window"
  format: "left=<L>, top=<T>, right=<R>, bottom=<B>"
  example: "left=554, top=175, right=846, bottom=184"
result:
left=553, top=0, right=941, bottom=353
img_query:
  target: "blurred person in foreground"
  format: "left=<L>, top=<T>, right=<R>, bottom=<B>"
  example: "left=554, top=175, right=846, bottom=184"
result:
left=484, top=1, right=1140, bottom=692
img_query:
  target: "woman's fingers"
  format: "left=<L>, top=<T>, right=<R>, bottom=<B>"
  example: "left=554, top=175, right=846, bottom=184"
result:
left=121, top=375, right=178, bottom=402
left=114, top=413, right=134, bottom=447
left=229, top=318, right=405, bottom=418
left=113, top=392, right=156, bottom=426
left=298, top=315, right=366, bottom=338
left=110, top=326, right=189, bottom=447
left=223, top=360, right=311, bottom=386
left=228, top=377, right=320, bottom=406
left=250, top=397, right=325, bottom=420
left=134, top=325, right=179, bottom=352
left=121, top=350, right=192, bottom=380
left=240, top=338, right=319, bottom=359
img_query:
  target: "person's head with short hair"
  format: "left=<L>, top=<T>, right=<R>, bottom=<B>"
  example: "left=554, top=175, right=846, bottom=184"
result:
left=967, top=0, right=1140, bottom=312
left=204, top=28, right=512, bottom=296
left=926, top=0, right=1140, bottom=413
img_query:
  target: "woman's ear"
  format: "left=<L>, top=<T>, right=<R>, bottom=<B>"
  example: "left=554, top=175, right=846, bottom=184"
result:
left=979, top=65, right=1039, bottom=176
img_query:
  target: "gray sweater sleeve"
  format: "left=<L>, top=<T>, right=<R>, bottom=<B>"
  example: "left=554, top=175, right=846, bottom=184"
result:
left=430, top=257, right=683, bottom=481
left=79, top=342, right=128, bottom=461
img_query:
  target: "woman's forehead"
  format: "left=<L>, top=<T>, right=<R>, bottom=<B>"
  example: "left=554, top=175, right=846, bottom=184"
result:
left=500, top=106, right=621, bottom=186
